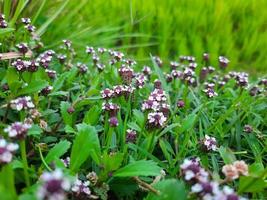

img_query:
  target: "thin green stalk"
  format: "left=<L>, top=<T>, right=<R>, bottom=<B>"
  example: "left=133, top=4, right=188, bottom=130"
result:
left=20, top=140, right=30, bottom=187
left=38, top=146, right=52, bottom=171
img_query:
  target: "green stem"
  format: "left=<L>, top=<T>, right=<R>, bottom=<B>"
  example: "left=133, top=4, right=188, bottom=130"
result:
left=38, top=146, right=52, bottom=171
left=20, top=140, right=30, bottom=187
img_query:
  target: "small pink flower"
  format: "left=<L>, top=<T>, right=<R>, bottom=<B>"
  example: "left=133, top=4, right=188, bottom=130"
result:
left=222, top=164, right=239, bottom=180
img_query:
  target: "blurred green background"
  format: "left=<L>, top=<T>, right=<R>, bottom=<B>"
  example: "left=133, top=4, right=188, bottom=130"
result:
left=2, top=0, right=267, bottom=74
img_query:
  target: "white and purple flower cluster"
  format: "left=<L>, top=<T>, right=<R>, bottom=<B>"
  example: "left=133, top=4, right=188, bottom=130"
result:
left=0, top=138, right=19, bottom=164
left=4, top=122, right=31, bottom=140
left=77, top=62, right=88, bottom=74
left=126, top=129, right=137, bottom=143
left=0, top=13, right=8, bottom=28
left=37, top=169, right=71, bottom=200
left=10, top=96, right=35, bottom=111
left=36, top=50, right=55, bottom=69
left=71, top=178, right=91, bottom=198
left=142, top=83, right=169, bottom=128
left=21, top=17, right=36, bottom=32
left=11, top=59, right=32, bottom=72
left=101, top=85, right=135, bottom=100
left=118, top=65, right=134, bottom=84
left=200, top=135, right=217, bottom=152
left=181, top=158, right=245, bottom=200
left=16, top=43, right=28, bottom=54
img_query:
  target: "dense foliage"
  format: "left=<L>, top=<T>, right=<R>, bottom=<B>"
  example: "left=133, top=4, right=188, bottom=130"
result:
left=0, top=13, right=267, bottom=200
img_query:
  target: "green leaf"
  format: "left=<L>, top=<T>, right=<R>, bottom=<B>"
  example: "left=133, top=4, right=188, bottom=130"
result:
left=146, top=179, right=187, bottom=200
left=133, top=109, right=145, bottom=127
left=70, top=124, right=101, bottom=173
left=218, top=146, right=236, bottom=164
left=0, top=28, right=15, bottom=36
left=0, top=164, right=17, bottom=200
left=249, top=162, right=265, bottom=177
left=60, top=101, right=73, bottom=126
left=238, top=176, right=267, bottom=193
left=27, top=124, right=42, bottom=137
left=18, top=80, right=48, bottom=96
left=83, top=105, right=101, bottom=125
left=179, top=113, right=196, bottom=133
left=45, top=140, right=71, bottom=164
left=114, top=160, right=162, bottom=177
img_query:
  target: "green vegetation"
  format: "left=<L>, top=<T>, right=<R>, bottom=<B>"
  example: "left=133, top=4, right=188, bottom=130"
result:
left=0, top=1, right=266, bottom=200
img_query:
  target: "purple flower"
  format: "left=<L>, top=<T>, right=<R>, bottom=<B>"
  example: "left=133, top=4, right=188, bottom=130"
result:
left=109, top=117, right=119, bottom=127
left=142, top=66, right=152, bottom=76
left=25, top=24, right=36, bottom=32
left=45, top=69, right=57, bottom=79
left=4, top=122, right=31, bottom=139
left=203, top=53, right=209, bottom=61
left=16, top=43, right=28, bottom=54
left=28, top=60, right=39, bottom=72
left=177, top=100, right=185, bottom=108
left=21, top=18, right=31, bottom=24
left=126, top=129, right=137, bottom=143
left=10, top=96, right=35, bottom=111
left=147, top=112, right=167, bottom=128
left=62, top=39, right=72, bottom=49
left=41, top=86, right=53, bottom=96
left=57, top=54, right=67, bottom=64
left=86, top=46, right=95, bottom=54
left=135, top=74, right=147, bottom=89
left=243, top=125, right=253, bottom=133
left=11, top=59, right=29, bottom=72
left=102, top=102, right=120, bottom=117
left=118, top=66, right=134, bottom=84
left=154, top=79, right=162, bottom=89
left=72, top=178, right=91, bottom=197
left=170, top=61, right=179, bottom=69
left=37, top=169, right=71, bottom=200
left=76, top=62, right=88, bottom=74
left=153, top=56, right=163, bottom=67
left=101, top=88, right=114, bottom=99
left=201, top=135, right=217, bottom=152
left=219, top=56, right=230, bottom=69
left=203, top=88, right=218, bottom=98
left=180, top=157, right=209, bottom=182
left=0, top=139, right=19, bottom=164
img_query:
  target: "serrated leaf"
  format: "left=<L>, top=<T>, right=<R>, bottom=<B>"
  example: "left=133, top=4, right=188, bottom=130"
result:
left=83, top=105, right=101, bottom=125
left=114, top=160, right=162, bottom=177
left=70, top=124, right=101, bottom=173
left=45, top=140, right=71, bottom=164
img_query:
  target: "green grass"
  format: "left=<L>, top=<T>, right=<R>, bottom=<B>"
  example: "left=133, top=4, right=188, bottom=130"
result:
left=2, top=0, right=267, bottom=74
left=32, top=0, right=267, bottom=74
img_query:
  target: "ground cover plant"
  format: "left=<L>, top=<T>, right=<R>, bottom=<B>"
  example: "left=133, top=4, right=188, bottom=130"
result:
left=0, top=11, right=267, bottom=200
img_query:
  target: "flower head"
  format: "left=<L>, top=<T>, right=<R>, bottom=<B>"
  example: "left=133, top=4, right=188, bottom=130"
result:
left=126, top=129, right=137, bottom=143
left=0, top=139, right=19, bottom=164
left=37, top=169, right=71, bottom=200
left=147, top=112, right=167, bottom=128
left=201, top=135, right=217, bottom=152
left=10, top=96, right=35, bottom=111
left=4, top=122, right=31, bottom=139
left=71, top=178, right=91, bottom=198
left=222, top=164, right=239, bottom=180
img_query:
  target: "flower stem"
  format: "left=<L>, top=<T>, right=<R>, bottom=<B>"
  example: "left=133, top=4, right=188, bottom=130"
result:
left=20, top=140, right=31, bottom=187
